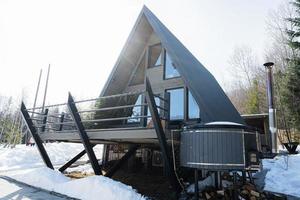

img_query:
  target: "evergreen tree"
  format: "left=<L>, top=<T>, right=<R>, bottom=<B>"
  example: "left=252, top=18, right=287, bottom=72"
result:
left=245, top=79, right=260, bottom=114
left=285, top=0, right=300, bottom=130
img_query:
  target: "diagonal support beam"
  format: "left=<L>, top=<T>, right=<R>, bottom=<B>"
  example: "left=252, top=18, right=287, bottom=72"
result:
left=20, top=102, right=54, bottom=169
left=145, top=78, right=181, bottom=192
left=105, top=144, right=139, bottom=178
left=67, top=93, right=102, bottom=175
left=59, top=144, right=96, bottom=172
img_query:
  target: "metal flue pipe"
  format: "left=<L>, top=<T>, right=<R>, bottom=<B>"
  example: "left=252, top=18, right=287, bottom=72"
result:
left=263, top=62, right=277, bottom=153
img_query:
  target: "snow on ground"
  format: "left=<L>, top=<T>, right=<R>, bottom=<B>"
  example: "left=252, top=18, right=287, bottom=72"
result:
left=65, top=163, right=94, bottom=174
left=0, top=143, right=146, bottom=200
left=0, top=142, right=103, bottom=171
left=10, top=167, right=146, bottom=200
left=263, top=152, right=300, bottom=197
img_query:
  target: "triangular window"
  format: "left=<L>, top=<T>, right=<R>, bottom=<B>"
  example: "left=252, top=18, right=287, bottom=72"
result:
left=148, top=43, right=162, bottom=68
left=164, top=51, right=180, bottom=79
left=155, top=52, right=162, bottom=66
left=188, top=90, right=200, bottom=119
left=127, top=94, right=142, bottom=123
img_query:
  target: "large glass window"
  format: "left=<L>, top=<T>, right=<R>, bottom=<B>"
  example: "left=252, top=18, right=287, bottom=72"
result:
left=148, top=43, right=162, bottom=68
left=167, top=88, right=184, bottom=120
left=164, top=52, right=180, bottom=79
left=147, top=97, right=160, bottom=123
left=127, top=95, right=142, bottom=123
left=188, top=90, right=200, bottom=119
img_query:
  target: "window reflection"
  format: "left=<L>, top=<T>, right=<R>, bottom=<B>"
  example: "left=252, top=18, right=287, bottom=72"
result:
left=147, top=97, right=160, bottom=123
left=164, top=52, right=180, bottom=79
left=167, top=88, right=184, bottom=120
left=188, top=91, right=200, bottom=119
left=127, top=95, right=142, bottom=123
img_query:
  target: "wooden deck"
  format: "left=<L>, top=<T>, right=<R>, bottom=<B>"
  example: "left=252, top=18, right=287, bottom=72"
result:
left=39, top=128, right=181, bottom=144
left=40, top=128, right=156, bottom=143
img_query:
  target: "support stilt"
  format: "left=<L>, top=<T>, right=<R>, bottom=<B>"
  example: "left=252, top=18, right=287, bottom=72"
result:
left=194, top=169, right=199, bottom=200
left=145, top=78, right=181, bottom=192
left=20, top=102, right=54, bottom=169
left=105, top=144, right=139, bottom=178
left=59, top=144, right=96, bottom=172
left=68, top=93, right=102, bottom=175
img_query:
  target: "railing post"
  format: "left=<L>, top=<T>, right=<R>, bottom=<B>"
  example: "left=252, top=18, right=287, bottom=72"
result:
left=164, top=91, right=170, bottom=121
left=67, top=92, right=102, bottom=175
left=20, top=102, right=54, bottom=169
left=140, top=93, right=148, bottom=127
left=58, top=112, right=65, bottom=131
left=41, top=108, right=48, bottom=133
left=145, top=78, right=181, bottom=192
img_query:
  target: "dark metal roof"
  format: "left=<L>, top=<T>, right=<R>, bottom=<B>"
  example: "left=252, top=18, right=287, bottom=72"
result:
left=101, top=6, right=245, bottom=124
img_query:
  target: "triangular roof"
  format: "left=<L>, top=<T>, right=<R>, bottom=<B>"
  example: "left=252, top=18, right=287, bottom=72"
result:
left=101, top=6, right=244, bottom=124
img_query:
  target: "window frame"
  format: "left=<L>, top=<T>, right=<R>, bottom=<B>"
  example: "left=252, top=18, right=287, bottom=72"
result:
left=163, top=49, right=180, bottom=80
left=147, top=43, right=164, bottom=68
left=166, top=87, right=185, bottom=121
left=187, top=89, right=201, bottom=120
left=165, top=87, right=201, bottom=122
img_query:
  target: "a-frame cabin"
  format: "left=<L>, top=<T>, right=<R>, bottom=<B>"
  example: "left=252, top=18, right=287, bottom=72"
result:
left=20, top=6, right=260, bottom=196
left=101, top=6, right=243, bottom=125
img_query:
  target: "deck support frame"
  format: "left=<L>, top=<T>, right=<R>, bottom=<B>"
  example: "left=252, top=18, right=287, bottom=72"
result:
left=105, top=144, right=139, bottom=178
left=145, top=78, right=181, bottom=192
left=59, top=144, right=96, bottom=172
left=68, top=93, right=102, bottom=175
left=20, top=102, right=54, bottom=169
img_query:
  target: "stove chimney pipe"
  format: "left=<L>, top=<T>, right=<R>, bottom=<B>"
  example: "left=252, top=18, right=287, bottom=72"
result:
left=263, top=62, right=277, bottom=153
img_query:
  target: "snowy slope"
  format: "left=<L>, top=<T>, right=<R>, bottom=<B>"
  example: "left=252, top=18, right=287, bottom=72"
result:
left=9, top=167, right=145, bottom=200
left=0, top=142, right=103, bottom=171
left=0, top=143, right=145, bottom=200
left=263, top=153, right=300, bottom=197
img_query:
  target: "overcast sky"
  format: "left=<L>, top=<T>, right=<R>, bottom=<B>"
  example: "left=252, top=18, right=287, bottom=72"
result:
left=0, top=0, right=285, bottom=107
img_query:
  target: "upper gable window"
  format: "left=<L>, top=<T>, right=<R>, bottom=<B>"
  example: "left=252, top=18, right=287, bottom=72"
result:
left=148, top=43, right=163, bottom=68
left=164, top=51, right=180, bottom=79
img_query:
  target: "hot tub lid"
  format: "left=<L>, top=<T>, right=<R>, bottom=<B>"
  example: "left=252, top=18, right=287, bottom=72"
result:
left=184, top=121, right=246, bottom=130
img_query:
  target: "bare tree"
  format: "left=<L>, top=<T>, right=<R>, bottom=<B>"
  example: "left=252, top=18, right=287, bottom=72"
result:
left=228, top=45, right=261, bottom=88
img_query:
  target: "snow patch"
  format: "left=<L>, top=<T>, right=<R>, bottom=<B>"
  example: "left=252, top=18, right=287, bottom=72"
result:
left=0, top=143, right=103, bottom=171
left=10, top=167, right=146, bottom=200
left=205, top=121, right=243, bottom=126
left=263, top=154, right=300, bottom=197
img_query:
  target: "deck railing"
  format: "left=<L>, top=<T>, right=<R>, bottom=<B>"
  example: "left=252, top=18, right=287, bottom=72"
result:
left=24, top=89, right=169, bottom=135
left=20, top=78, right=181, bottom=191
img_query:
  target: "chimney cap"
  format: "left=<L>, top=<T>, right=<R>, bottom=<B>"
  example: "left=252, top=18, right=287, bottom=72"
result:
left=263, top=62, right=274, bottom=68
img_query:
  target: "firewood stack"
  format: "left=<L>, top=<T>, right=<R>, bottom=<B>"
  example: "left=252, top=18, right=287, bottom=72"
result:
left=187, top=172, right=287, bottom=200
